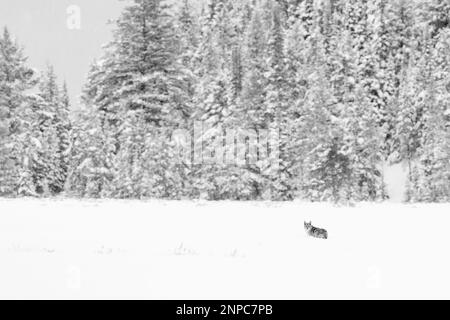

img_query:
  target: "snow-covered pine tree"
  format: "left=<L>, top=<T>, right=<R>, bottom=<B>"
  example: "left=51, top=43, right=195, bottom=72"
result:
left=283, top=0, right=321, bottom=197
left=381, top=0, right=417, bottom=159
left=176, top=0, right=199, bottom=109
left=0, top=27, right=38, bottom=197
left=65, top=58, right=119, bottom=198
left=301, top=41, right=347, bottom=201
left=53, top=81, right=72, bottom=194
left=75, top=0, right=190, bottom=199
left=300, top=11, right=354, bottom=202
left=394, top=48, right=430, bottom=186
left=240, top=6, right=267, bottom=131
left=264, top=4, right=293, bottom=200
left=31, top=65, right=67, bottom=196
left=410, top=28, right=450, bottom=202
left=189, top=0, right=249, bottom=200
left=343, top=2, right=386, bottom=201
left=364, top=0, right=391, bottom=139
left=66, top=103, right=115, bottom=198
left=192, top=0, right=235, bottom=125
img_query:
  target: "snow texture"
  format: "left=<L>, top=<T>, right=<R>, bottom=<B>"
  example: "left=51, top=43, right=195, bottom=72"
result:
left=0, top=199, right=449, bottom=299
left=383, top=162, right=408, bottom=203
left=1, top=0, right=450, bottom=301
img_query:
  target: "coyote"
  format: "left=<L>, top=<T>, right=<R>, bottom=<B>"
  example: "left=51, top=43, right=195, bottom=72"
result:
left=304, top=221, right=328, bottom=239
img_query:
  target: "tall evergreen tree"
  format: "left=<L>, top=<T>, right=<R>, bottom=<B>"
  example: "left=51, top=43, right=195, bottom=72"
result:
left=73, top=0, right=191, bottom=199
left=31, top=65, right=70, bottom=195
left=264, top=5, right=293, bottom=200
left=0, top=28, right=38, bottom=197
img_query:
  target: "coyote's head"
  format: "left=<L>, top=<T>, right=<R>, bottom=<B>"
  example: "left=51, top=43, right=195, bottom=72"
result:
left=304, top=221, right=312, bottom=231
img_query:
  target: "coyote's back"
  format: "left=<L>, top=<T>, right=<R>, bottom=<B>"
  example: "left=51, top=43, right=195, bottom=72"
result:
left=304, top=221, right=328, bottom=239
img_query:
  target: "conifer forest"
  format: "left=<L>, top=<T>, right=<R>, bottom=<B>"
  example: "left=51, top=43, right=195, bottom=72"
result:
left=1, top=0, right=449, bottom=202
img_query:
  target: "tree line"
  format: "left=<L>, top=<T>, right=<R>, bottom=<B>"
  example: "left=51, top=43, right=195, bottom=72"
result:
left=1, top=0, right=449, bottom=202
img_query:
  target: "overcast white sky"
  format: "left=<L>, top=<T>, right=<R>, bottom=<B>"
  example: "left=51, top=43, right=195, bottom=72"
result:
left=0, top=0, right=126, bottom=108
left=0, top=0, right=204, bottom=108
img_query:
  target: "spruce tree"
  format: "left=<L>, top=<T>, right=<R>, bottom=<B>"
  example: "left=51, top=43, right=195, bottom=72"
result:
left=0, top=28, right=38, bottom=197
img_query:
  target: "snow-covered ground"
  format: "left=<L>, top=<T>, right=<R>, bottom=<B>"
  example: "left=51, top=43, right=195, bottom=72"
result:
left=0, top=199, right=449, bottom=299
left=383, top=161, right=409, bottom=203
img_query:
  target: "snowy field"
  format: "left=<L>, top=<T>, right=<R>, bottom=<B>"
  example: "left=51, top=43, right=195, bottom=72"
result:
left=1, top=199, right=450, bottom=300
